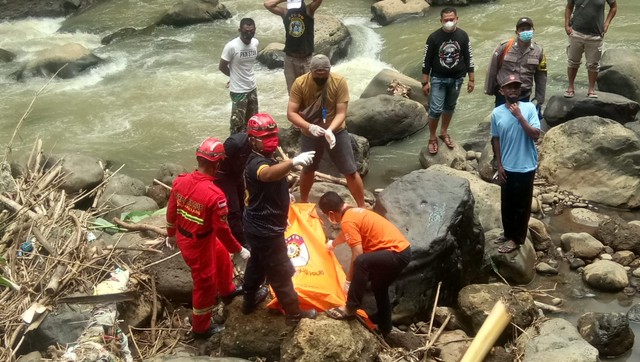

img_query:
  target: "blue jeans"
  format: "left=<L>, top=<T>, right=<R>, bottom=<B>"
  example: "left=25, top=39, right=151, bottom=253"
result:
left=428, top=76, right=463, bottom=119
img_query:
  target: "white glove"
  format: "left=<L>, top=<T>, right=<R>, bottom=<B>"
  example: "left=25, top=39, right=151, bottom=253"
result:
left=239, top=247, right=251, bottom=260
left=165, top=236, right=176, bottom=249
left=343, top=281, right=351, bottom=294
left=292, top=151, right=316, bottom=167
left=326, top=239, right=335, bottom=251
left=324, top=128, right=336, bottom=149
left=308, top=124, right=325, bottom=137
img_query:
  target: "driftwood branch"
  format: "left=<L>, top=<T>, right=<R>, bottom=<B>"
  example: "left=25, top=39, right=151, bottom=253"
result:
left=45, top=264, right=68, bottom=296
left=112, top=217, right=167, bottom=236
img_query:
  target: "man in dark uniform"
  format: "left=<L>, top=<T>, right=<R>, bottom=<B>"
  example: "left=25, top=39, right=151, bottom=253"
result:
left=166, top=137, right=251, bottom=338
left=242, top=113, right=318, bottom=325
left=264, top=0, right=324, bottom=93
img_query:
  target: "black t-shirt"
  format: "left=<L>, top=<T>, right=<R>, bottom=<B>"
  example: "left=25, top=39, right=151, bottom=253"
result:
left=283, top=1, right=314, bottom=57
left=243, top=153, right=290, bottom=237
left=422, top=27, right=475, bottom=79
left=217, top=132, right=250, bottom=181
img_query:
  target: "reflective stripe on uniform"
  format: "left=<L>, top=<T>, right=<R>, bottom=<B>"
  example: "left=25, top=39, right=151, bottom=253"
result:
left=178, top=209, right=204, bottom=225
left=192, top=304, right=216, bottom=315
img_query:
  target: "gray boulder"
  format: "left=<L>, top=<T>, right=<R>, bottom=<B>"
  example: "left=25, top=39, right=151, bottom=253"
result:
left=598, top=48, right=640, bottom=103
left=314, top=15, right=351, bottom=64
left=257, top=43, right=285, bottom=69
left=457, top=283, right=536, bottom=337
left=476, top=136, right=496, bottom=182
left=543, top=93, right=639, bottom=127
left=569, top=208, right=609, bottom=227
left=157, top=0, right=231, bottom=27
left=360, top=68, right=429, bottom=109
left=102, top=173, right=146, bottom=198
left=374, top=169, right=485, bottom=323
left=594, top=216, right=640, bottom=254
left=13, top=43, right=103, bottom=80
left=418, top=140, right=468, bottom=170
left=582, top=260, right=629, bottom=292
left=102, top=195, right=159, bottom=223
left=0, top=0, right=106, bottom=20
left=101, top=25, right=156, bottom=45
left=627, top=120, right=640, bottom=138
left=147, top=184, right=171, bottom=208
left=518, top=318, right=599, bottom=362
left=538, top=117, right=640, bottom=209
left=148, top=247, right=192, bottom=303
left=46, top=153, right=104, bottom=194
left=370, top=0, right=429, bottom=26
left=485, top=229, right=537, bottom=285
left=434, top=329, right=472, bottom=362
left=0, top=48, right=16, bottom=62
left=346, top=95, right=427, bottom=146
left=462, top=118, right=492, bottom=153
left=560, top=232, right=605, bottom=259
left=0, top=162, right=16, bottom=194
left=577, top=312, right=635, bottom=357
left=528, top=218, right=552, bottom=251
left=156, top=163, right=188, bottom=186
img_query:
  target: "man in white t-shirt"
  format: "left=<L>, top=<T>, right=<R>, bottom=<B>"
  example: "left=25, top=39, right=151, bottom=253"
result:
left=219, top=18, right=259, bottom=134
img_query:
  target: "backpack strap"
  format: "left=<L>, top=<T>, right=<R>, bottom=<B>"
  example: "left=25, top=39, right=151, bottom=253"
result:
left=497, top=38, right=516, bottom=69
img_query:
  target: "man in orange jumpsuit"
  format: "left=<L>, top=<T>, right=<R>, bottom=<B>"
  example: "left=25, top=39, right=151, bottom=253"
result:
left=166, top=137, right=251, bottom=339
left=319, top=191, right=411, bottom=337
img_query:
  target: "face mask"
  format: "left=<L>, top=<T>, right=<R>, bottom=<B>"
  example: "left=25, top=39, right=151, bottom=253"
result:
left=443, top=21, right=457, bottom=32
left=260, top=135, right=279, bottom=154
left=313, top=77, right=328, bottom=86
left=240, top=30, right=255, bottom=43
left=518, top=30, right=534, bottom=42
left=506, top=95, right=520, bottom=104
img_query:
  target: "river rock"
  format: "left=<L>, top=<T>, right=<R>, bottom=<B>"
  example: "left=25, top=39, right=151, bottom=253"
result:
left=434, top=306, right=469, bottom=331
left=433, top=329, right=471, bottom=362
left=102, top=173, right=146, bottom=198
left=157, top=0, right=230, bottom=27
left=543, top=93, right=639, bottom=127
left=13, top=43, right=104, bottom=80
left=147, top=247, right=192, bottom=303
left=582, top=260, right=629, bottom=292
left=560, top=232, right=604, bottom=259
left=528, top=218, right=552, bottom=251
left=101, top=25, right=156, bottom=45
left=627, top=120, right=640, bottom=138
left=613, top=251, right=636, bottom=266
left=538, top=117, right=640, bottom=208
left=418, top=140, right=468, bottom=170
left=627, top=303, right=640, bottom=323
left=15, top=352, right=41, bottom=362
left=102, top=194, right=159, bottom=222
left=485, top=229, right=537, bottom=285
left=536, top=262, right=558, bottom=275
left=303, top=181, right=356, bottom=207
left=120, top=293, right=162, bottom=330
left=0, top=48, right=16, bottom=62
left=518, top=318, right=599, bottom=362
left=360, top=68, right=429, bottom=109
left=24, top=303, right=92, bottom=353
left=577, top=312, right=635, bottom=357
left=370, top=0, right=429, bottom=26
left=280, top=315, right=379, bottom=361
left=346, top=95, right=427, bottom=146
left=0, top=0, right=106, bottom=19
left=457, top=283, right=536, bottom=338
left=374, top=169, right=484, bottom=324
left=594, top=216, right=640, bottom=254
left=0, top=162, right=16, bottom=194
left=314, top=15, right=351, bottom=64
left=598, top=48, right=640, bottom=103
left=156, top=163, right=188, bottom=186
left=147, top=184, right=171, bottom=208
left=570, top=208, right=609, bottom=227
left=44, top=153, right=104, bottom=194
left=428, top=165, right=501, bottom=232
left=257, top=43, right=285, bottom=69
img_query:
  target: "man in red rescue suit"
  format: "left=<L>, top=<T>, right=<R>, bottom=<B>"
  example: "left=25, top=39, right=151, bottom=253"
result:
left=242, top=113, right=318, bottom=325
left=166, top=137, right=251, bottom=339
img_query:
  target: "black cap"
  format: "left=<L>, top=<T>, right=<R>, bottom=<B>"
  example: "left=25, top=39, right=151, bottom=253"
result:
left=516, top=17, right=534, bottom=28
left=500, top=74, right=522, bottom=87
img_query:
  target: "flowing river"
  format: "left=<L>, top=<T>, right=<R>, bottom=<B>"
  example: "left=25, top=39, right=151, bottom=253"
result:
left=1, top=0, right=640, bottom=359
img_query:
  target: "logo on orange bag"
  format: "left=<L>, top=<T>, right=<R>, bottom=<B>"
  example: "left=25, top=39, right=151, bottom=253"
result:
left=286, top=234, right=310, bottom=267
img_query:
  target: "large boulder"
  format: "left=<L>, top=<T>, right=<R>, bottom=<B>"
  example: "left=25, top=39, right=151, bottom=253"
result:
left=582, top=260, right=629, bottom=292
left=428, top=165, right=501, bottom=232
left=0, top=0, right=106, bottom=19
left=0, top=48, right=16, bottom=62
left=577, top=312, right=635, bottom=357
left=374, top=169, right=485, bottom=323
left=148, top=247, right=192, bottom=303
left=543, top=93, right=639, bottom=127
left=102, top=173, right=146, bottom=198
left=517, top=318, right=599, bottom=362
left=360, top=68, right=429, bottom=109
left=418, top=141, right=468, bottom=170
left=157, top=0, right=231, bottom=27
left=598, top=48, right=640, bottom=103
left=45, top=153, right=104, bottom=195
left=314, top=15, right=351, bottom=64
left=538, top=117, right=640, bottom=209
left=101, top=25, right=156, bottom=45
left=156, top=163, right=188, bottom=186
left=594, top=216, right=640, bottom=254
left=102, top=195, right=159, bottom=223
left=560, top=232, right=605, bottom=259
left=485, top=229, right=537, bottom=285
left=370, top=0, right=429, bottom=26
left=346, top=95, right=427, bottom=146
left=13, top=43, right=103, bottom=80
left=457, top=283, right=536, bottom=337
left=257, top=43, right=285, bottom=69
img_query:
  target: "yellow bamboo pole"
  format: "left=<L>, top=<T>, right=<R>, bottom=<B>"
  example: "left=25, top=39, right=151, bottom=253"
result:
left=459, top=300, right=512, bottom=362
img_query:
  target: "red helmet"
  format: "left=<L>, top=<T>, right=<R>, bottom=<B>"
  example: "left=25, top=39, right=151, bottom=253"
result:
left=196, top=137, right=225, bottom=162
left=247, top=113, right=279, bottom=138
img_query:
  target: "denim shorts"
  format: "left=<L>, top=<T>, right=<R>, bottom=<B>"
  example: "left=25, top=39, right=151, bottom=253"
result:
left=428, top=76, right=464, bottom=119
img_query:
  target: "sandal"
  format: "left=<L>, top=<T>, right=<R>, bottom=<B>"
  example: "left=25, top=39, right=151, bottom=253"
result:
left=438, top=134, right=454, bottom=149
left=494, top=236, right=509, bottom=245
left=428, top=138, right=438, bottom=154
left=498, top=241, right=520, bottom=254
left=587, top=92, right=598, bottom=98
left=564, top=90, right=575, bottom=98
left=326, top=306, right=356, bottom=320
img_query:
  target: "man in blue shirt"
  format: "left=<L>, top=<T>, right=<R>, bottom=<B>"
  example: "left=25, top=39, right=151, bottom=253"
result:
left=491, top=74, right=541, bottom=253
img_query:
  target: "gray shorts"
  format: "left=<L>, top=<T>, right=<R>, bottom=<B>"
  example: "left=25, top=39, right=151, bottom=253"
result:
left=284, top=54, right=311, bottom=93
left=300, top=129, right=357, bottom=175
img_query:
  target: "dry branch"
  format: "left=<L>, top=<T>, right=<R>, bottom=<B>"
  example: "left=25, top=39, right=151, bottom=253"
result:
left=112, top=217, right=167, bottom=236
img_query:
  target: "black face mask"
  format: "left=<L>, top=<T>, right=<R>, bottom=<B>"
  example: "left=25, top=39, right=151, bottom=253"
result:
left=241, top=33, right=254, bottom=42
left=506, top=95, right=519, bottom=104
left=313, top=77, right=328, bottom=86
